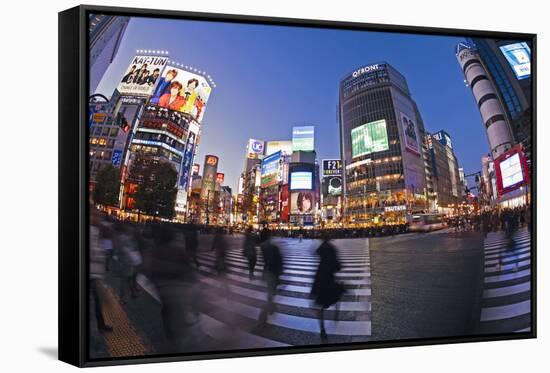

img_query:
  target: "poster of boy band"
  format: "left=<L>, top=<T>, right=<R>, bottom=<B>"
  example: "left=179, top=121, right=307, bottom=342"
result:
left=150, top=66, right=212, bottom=123
left=117, top=55, right=169, bottom=96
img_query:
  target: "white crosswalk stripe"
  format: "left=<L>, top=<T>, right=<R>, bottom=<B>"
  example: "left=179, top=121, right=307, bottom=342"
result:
left=190, top=236, right=372, bottom=345
left=478, top=227, right=532, bottom=334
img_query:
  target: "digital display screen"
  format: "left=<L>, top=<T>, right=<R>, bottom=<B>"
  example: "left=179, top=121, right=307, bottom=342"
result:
left=500, top=42, right=531, bottom=80
left=351, top=119, right=389, bottom=158
left=290, top=171, right=312, bottom=190
left=500, top=153, right=524, bottom=188
left=292, top=126, right=315, bottom=152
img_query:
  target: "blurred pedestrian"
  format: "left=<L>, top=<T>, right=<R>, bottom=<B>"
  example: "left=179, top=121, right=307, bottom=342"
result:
left=90, top=212, right=112, bottom=332
left=185, top=222, right=200, bottom=268
left=259, top=228, right=283, bottom=323
left=211, top=228, right=227, bottom=275
left=311, top=234, right=345, bottom=341
left=114, top=223, right=142, bottom=303
left=242, top=226, right=258, bottom=280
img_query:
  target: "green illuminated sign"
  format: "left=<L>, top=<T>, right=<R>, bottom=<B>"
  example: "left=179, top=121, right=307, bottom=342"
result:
left=351, top=119, right=389, bottom=158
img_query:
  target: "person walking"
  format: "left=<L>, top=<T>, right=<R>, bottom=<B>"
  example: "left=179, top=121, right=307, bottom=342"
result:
left=242, top=226, right=258, bottom=280
left=211, top=228, right=228, bottom=275
left=90, top=213, right=112, bottom=332
left=259, top=228, right=283, bottom=324
left=311, top=234, right=345, bottom=341
left=185, top=222, right=200, bottom=268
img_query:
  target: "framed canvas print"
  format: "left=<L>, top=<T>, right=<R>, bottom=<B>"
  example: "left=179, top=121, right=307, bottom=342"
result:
left=58, top=4, right=536, bottom=367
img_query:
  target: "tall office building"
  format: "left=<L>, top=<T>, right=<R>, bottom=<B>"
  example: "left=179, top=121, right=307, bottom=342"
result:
left=89, top=14, right=130, bottom=94
left=466, top=38, right=532, bottom=155
left=339, top=63, right=428, bottom=226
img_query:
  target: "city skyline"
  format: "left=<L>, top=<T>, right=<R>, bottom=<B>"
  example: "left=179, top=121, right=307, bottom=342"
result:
left=95, top=16, right=490, bottom=192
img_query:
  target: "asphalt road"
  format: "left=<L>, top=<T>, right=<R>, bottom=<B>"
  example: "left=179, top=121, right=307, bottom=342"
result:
left=369, top=230, right=485, bottom=341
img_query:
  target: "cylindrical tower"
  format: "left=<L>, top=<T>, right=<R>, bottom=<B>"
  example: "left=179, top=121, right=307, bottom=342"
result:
left=456, top=43, right=514, bottom=159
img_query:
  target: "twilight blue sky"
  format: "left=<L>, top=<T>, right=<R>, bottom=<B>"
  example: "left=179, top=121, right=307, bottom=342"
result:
left=95, top=16, right=491, bottom=192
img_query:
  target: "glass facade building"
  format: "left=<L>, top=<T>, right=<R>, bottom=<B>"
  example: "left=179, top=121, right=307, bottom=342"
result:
left=339, top=63, right=428, bottom=226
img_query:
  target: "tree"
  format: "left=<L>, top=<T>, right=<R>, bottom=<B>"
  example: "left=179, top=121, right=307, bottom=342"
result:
left=94, top=165, right=121, bottom=207
left=134, top=160, right=178, bottom=219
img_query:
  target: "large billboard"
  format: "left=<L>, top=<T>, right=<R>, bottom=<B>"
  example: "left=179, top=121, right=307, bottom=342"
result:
left=292, top=126, right=315, bottom=152
left=150, top=65, right=213, bottom=123
left=351, top=119, right=389, bottom=158
left=260, top=151, right=281, bottom=188
left=118, top=55, right=168, bottom=96
left=290, top=191, right=315, bottom=214
left=500, top=42, right=531, bottom=80
left=266, top=140, right=292, bottom=157
left=495, top=145, right=529, bottom=197
left=290, top=171, right=313, bottom=190
left=322, top=159, right=342, bottom=177
left=247, top=138, right=265, bottom=160
left=400, top=113, right=420, bottom=155
left=280, top=185, right=290, bottom=223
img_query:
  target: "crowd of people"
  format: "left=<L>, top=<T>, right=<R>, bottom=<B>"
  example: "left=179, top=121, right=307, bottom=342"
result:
left=89, top=212, right=346, bottom=350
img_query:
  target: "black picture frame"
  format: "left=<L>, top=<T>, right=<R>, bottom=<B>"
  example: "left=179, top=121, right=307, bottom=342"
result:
left=59, top=4, right=537, bottom=367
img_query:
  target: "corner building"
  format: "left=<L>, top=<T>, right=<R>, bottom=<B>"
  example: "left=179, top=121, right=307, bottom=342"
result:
left=339, top=63, right=428, bottom=226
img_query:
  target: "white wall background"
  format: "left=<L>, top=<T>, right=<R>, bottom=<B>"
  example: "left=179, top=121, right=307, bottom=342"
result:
left=0, top=0, right=546, bottom=371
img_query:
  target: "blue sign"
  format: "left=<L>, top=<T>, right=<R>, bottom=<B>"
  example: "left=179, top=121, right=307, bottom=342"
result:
left=111, top=149, right=123, bottom=167
left=500, top=42, right=531, bottom=80
left=179, top=132, right=196, bottom=189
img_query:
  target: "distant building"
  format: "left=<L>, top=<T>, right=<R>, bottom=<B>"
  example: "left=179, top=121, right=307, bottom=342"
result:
left=89, top=14, right=130, bottom=94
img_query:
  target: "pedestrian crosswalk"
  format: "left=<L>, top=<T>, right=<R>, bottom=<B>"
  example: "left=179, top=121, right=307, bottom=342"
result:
left=189, top=236, right=372, bottom=347
left=478, top=227, right=532, bottom=334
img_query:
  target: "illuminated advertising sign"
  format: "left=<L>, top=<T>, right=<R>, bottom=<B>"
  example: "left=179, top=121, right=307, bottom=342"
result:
left=290, top=172, right=312, bottom=190
left=280, top=185, right=290, bottom=223
left=118, top=55, right=168, bottom=96
left=111, top=149, right=123, bottom=167
left=261, top=151, right=281, bottom=188
left=292, top=126, right=315, bottom=152
left=290, top=191, right=315, bottom=214
left=179, top=131, right=196, bottom=189
left=247, top=138, right=265, bottom=159
left=494, top=145, right=529, bottom=197
left=351, top=64, right=380, bottom=78
left=216, top=172, right=225, bottom=185
left=151, top=65, right=212, bottom=123
left=327, top=176, right=342, bottom=196
left=500, top=42, right=531, bottom=80
left=266, top=140, right=292, bottom=157
left=432, top=130, right=453, bottom=149
left=192, top=163, right=200, bottom=176
left=205, top=155, right=219, bottom=167
left=400, top=113, right=420, bottom=155
left=322, top=159, right=342, bottom=177
left=351, top=119, right=389, bottom=158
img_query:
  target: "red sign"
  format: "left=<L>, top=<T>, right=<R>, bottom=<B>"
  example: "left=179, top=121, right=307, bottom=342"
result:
left=494, top=145, right=529, bottom=197
left=192, top=163, right=200, bottom=175
left=280, top=185, right=290, bottom=223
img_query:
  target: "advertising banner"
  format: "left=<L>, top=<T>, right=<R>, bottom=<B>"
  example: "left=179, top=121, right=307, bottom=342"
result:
left=290, top=191, right=315, bottom=214
left=351, top=119, right=389, bottom=158
left=111, top=149, right=123, bottom=167
left=192, top=163, right=200, bottom=176
left=292, top=126, right=315, bottom=152
left=216, top=172, right=225, bottom=185
left=266, top=140, right=292, bottom=157
left=322, top=159, right=342, bottom=177
left=400, top=113, right=420, bottom=155
left=150, top=65, right=212, bottom=123
left=261, top=151, right=281, bottom=188
left=280, top=185, right=290, bottom=223
left=500, top=42, right=531, bottom=80
left=118, top=55, right=168, bottom=97
left=179, top=131, right=196, bottom=190
left=494, top=145, right=529, bottom=197
left=247, top=139, right=265, bottom=159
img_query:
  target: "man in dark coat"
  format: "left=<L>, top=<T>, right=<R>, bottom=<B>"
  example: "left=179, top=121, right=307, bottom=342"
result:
left=259, top=228, right=283, bottom=323
left=311, top=235, right=345, bottom=341
left=242, top=226, right=258, bottom=280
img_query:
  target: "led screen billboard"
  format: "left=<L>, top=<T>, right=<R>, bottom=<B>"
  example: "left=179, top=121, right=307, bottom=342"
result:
left=292, top=126, right=314, bottom=152
left=290, top=171, right=312, bottom=190
left=117, top=55, right=168, bottom=96
left=500, top=42, right=531, bottom=80
left=260, top=151, right=281, bottom=188
left=494, top=145, right=529, bottom=197
left=150, top=65, right=212, bottom=123
left=351, top=119, right=389, bottom=158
